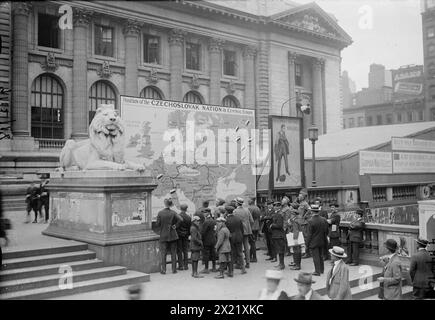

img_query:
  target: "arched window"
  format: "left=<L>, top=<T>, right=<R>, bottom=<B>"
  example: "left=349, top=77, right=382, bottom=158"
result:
left=222, top=95, right=240, bottom=108
left=183, top=91, right=204, bottom=104
left=88, top=80, right=117, bottom=123
left=31, top=74, right=64, bottom=139
left=140, top=86, right=163, bottom=99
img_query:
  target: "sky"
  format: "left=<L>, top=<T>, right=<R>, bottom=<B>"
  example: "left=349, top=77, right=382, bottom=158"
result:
left=296, top=0, right=424, bottom=91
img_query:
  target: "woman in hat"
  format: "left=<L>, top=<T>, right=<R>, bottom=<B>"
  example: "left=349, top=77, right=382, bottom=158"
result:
left=378, top=239, right=402, bottom=300
left=325, top=246, right=352, bottom=300
left=258, top=270, right=288, bottom=300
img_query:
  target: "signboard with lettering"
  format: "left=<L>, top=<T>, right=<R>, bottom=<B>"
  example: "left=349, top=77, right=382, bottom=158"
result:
left=393, top=152, right=435, bottom=173
left=359, top=151, right=393, bottom=175
left=392, top=137, right=435, bottom=152
left=391, top=65, right=424, bottom=100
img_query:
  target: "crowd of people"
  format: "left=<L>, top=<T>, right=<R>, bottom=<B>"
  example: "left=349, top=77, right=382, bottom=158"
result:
left=24, top=179, right=50, bottom=224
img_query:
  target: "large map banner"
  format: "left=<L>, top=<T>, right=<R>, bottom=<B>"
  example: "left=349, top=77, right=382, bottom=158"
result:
left=120, top=96, right=257, bottom=217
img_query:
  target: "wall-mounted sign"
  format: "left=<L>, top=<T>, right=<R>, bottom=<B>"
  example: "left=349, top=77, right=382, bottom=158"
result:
left=393, top=152, right=435, bottom=173
left=392, top=137, right=435, bottom=153
left=394, top=82, right=423, bottom=95
left=359, top=151, right=392, bottom=175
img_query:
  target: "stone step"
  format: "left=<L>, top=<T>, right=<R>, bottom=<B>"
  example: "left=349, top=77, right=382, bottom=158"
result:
left=0, top=270, right=150, bottom=300
left=361, top=285, right=414, bottom=300
left=3, top=243, right=88, bottom=260
left=0, top=259, right=105, bottom=282
left=2, top=250, right=96, bottom=270
left=0, top=266, right=127, bottom=294
left=351, top=279, right=410, bottom=300
left=316, top=272, right=382, bottom=296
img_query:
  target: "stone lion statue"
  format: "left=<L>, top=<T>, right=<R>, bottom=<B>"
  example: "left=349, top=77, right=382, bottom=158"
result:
left=59, top=104, right=145, bottom=172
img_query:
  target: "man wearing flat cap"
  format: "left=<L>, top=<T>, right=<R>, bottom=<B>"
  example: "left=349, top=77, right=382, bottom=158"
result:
left=261, top=200, right=276, bottom=262
left=297, top=189, right=311, bottom=259
left=292, top=272, right=326, bottom=300
left=346, top=209, right=365, bottom=266
left=215, top=216, right=231, bottom=279
left=410, top=236, right=434, bottom=299
left=326, top=246, right=352, bottom=300
left=270, top=201, right=286, bottom=270
left=378, top=239, right=402, bottom=300
left=234, top=197, right=254, bottom=269
left=190, top=215, right=204, bottom=278
left=225, top=205, right=246, bottom=276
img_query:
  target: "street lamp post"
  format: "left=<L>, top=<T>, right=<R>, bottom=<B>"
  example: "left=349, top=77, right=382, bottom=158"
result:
left=308, top=126, right=318, bottom=187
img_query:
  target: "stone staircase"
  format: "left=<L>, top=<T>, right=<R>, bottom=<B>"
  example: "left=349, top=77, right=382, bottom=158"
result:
left=0, top=242, right=150, bottom=300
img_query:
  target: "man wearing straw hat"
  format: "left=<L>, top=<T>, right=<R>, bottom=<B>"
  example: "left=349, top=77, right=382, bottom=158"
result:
left=292, top=272, right=326, bottom=300
left=326, top=246, right=352, bottom=300
left=258, top=270, right=288, bottom=300
left=410, top=236, right=434, bottom=299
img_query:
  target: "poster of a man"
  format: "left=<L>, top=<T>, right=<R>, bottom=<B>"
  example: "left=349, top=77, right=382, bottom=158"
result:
left=270, top=116, right=302, bottom=189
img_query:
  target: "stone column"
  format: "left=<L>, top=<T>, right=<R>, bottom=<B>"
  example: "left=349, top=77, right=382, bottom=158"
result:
left=123, top=19, right=142, bottom=96
left=312, top=57, right=324, bottom=134
left=243, top=45, right=256, bottom=110
left=71, top=8, right=92, bottom=139
left=11, top=2, right=31, bottom=137
left=168, top=29, right=185, bottom=101
left=288, top=52, right=298, bottom=117
left=208, top=38, right=224, bottom=105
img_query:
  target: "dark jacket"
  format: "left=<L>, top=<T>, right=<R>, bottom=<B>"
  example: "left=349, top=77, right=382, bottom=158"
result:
left=0, top=189, right=5, bottom=239
left=248, top=205, right=261, bottom=231
left=410, top=249, right=433, bottom=289
left=328, top=212, right=341, bottom=239
left=215, top=225, right=231, bottom=254
left=318, top=207, right=328, bottom=219
left=289, top=214, right=304, bottom=240
left=270, top=212, right=286, bottom=239
left=155, top=208, right=181, bottom=242
left=190, top=224, right=203, bottom=251
left=201, top=217, right=217, bottom=246
left=260, top=207, right=274, bottom=234
left=305, top=214, right=329, bottom=249
left=225, top=214, right=244, bottom=244
left=176, top=211, right=191, bottom=238
left=234, top=206, right=253, bottom=235
left=348, top=218, right=365, bottom=243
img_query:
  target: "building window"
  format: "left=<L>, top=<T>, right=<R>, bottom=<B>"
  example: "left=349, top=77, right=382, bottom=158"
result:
left=428, top=44, right=435, bottom=57
left=143, top=34, right=160, bottom=64
left=397, top=113, right=402, bottom=122
left=428, top=27, right=435, bottom=38
left=407, top=111, right=413, bottom=122
left=376, top=115, right=382, bottom=125
left=183, top=91, right=204, bottom=104
left=140, top=86, right=163, bottom=100
left=357, top=117, right=364, bottom=127
left=295, top=63, right=302, bottom=86
left=386, top=113, right=393, bottom=124
left=418, top=110, right=424, bottom=121
left=31, top=74, right=64, bottom=139
left=223, top=50, right=236, bottom=76
left=38, top=13, right=59, bottom=48
left=348, top=118, right=354, bottom=128
left=366, top=116, right=373, bottom=126
left=186, top=42, right=201, bottom=71
left=89, top=81, right=117, bottom=123
left=222, top=95, right=239, bottom=108
left=95, top=25, right=114, bottom=57
left=429, top=63, right=435, bottom=77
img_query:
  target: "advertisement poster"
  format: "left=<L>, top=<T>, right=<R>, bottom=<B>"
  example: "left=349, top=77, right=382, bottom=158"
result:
left=391, top=137, right=435, bottom=153
left=359, top=150, right=392, bottom=175
left=270, top=116, right=303, bottom=189
left=120, top=96, right=256, bottom=218
left=393, top=152, right=435, bottom=173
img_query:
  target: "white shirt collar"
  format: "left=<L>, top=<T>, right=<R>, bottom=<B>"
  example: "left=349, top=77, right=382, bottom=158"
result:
left=418, top=247, right=427, bottom=251
left=305, top=289, right=313, bottom=300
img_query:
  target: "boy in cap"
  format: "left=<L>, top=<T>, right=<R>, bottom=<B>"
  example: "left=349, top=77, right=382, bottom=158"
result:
left=200, top=211, right=218, bottom=274
left=326, top=246, right=352, bottom=300
left=258, top=270, right=288, bottom=300
left=214, top=216, right=231, bottom=279
left=410, top=236, right=433, bottom=299
left=190, top=216, right=204, bottom=278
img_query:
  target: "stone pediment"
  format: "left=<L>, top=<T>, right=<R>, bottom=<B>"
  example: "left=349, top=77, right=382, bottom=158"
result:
left=269, top=3, right=352, bottom=46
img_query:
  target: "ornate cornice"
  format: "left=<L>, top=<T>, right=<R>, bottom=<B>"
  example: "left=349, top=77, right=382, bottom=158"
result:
left=313, top=57, right=325, bottom=68
left=242, top=46, right=257, bottom=58
left=168, top=29, right=186, bottom=46
left=73, top=8, right=93, bottom=28
left=12, top=2, right=32, bottom=16
left=123, top=19, right=143, bottom=36
left=208, top=38, right=225, bottom=53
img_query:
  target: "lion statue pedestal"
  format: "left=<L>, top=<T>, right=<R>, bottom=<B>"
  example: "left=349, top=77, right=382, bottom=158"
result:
left=43, top=105, right=162, bottom=273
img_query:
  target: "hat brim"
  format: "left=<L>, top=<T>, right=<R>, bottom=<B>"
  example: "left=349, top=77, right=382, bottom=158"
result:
left=294, top=278, right=315, bottom=284
left=329, top=249, right=347, bottom=258
left=414, top=239, right=428, bottom=246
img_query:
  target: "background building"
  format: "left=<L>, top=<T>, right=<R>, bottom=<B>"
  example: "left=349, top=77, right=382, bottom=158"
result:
left=0, top=0, right=352, bottom=175
left=422, top=0, right=435, bottom=120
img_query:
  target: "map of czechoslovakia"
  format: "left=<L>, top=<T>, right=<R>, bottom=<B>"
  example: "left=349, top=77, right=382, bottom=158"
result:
left=121, top=97, right=257, bottom=217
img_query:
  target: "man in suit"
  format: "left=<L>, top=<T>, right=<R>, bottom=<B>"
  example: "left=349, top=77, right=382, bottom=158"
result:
left=378, top=239, right=402, bottom=300
left=155, top=198, right=182, bottom=274
left=225, top=205, right=246, bottom=276
left=200, top=211, right=218, bottom=274
left=326, top=246, right=352, bottom=300
left=261, top=200, right=276, bottom=262
left=281, top=196, right=292, bottom=257
left=292, top=272, right=326, bottom=300
left=234, top=197, right=254, bottom=269
left=327, top=203, right=341, bottom=248
left=270, top=202, right=286, bottom=270
left=305, top=207, right=329, bottom=276
left=248, top=198, right=261, bottom=263
left=176, top=204, right=191, bottom=271
left=288, top=207, right=304, bottom=270
left=410, top=237, right=433, bottom=299
left=347, top=209, right=365, bottom=266
left=190, top=216, right=204, bottom=278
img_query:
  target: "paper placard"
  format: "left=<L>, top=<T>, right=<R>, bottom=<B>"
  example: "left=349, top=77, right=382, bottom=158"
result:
left=286, top=232, right=305, bottom=247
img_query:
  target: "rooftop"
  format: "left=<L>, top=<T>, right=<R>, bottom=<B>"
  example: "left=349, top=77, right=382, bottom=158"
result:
left=304, top=121, right=435, bottom=159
